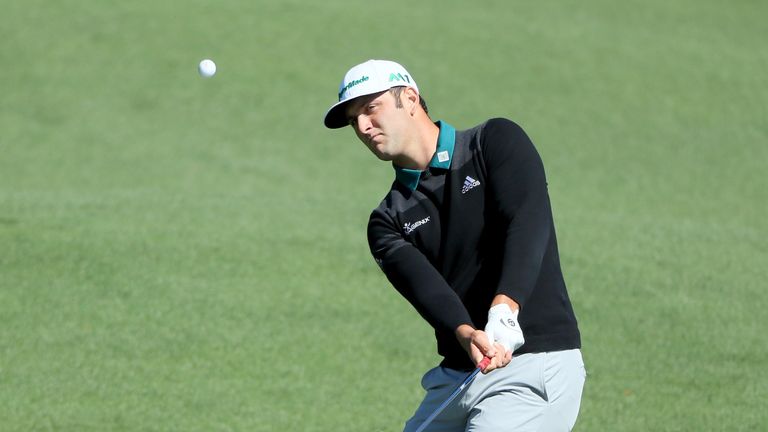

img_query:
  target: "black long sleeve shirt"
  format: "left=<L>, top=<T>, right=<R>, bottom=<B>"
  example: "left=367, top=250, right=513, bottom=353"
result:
left=367, top=118, right=581, bottom=370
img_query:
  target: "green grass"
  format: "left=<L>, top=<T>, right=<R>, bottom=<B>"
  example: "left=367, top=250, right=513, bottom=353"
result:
left=1, top=0, right=766, bottom=430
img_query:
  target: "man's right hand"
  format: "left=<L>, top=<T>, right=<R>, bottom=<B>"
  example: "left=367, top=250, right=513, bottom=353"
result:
left=455, top=324, right=512, bottom=374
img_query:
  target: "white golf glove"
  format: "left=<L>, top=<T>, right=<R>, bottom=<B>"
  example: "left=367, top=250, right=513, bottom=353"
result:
left=485, top=304, right=525, bottom=353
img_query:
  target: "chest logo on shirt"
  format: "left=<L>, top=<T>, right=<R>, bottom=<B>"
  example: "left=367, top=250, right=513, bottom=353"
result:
left=403, top=216, right=431, bottom=235
left=461, top=176, right=481, bottom=194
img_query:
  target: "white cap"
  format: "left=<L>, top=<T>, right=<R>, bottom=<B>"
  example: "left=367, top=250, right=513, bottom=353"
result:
left=323, top=59, right=419, bottom=129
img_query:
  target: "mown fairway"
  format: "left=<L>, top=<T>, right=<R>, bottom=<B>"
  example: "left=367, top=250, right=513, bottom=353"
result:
left=1, top=1, right=766, bottom=430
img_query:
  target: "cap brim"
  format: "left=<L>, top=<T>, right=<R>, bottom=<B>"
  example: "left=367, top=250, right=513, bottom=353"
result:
left=323, top=83, right=418, bottom=129
left=323, top=84, right=401, bottom=129
left=323, top=99, right=352, bottom=129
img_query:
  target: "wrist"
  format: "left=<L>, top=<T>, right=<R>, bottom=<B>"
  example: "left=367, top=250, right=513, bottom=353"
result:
left=491, top=294, right=519, bottom=311
left=454, top=324, right=476, bottom=354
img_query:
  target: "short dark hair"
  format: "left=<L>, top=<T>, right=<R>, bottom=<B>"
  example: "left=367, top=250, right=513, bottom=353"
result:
left=388, top=86, right=429, bottom=114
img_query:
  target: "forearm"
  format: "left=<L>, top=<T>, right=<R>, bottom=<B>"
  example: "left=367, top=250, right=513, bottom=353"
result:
left=380, top=244, right=473, bottom=333
left=482, top=119, right=553, bottom=306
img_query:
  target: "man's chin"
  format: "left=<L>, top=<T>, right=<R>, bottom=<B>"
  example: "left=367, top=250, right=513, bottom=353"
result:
left=369, top=146, right=394, bottom=162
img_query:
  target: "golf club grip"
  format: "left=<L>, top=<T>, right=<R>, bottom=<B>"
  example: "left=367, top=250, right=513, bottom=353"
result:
left=477, top=356, right=492, bottom=370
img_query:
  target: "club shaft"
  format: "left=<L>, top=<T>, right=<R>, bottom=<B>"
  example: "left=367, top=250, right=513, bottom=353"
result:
left=413, top=358, right=489, bottom=432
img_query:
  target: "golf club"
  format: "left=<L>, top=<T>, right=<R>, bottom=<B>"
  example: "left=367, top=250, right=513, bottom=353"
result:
left=413, top=356, right=492, bottom=432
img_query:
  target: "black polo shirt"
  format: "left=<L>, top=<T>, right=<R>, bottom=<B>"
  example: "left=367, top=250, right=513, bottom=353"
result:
left=368, top=118, right=581, bottom=370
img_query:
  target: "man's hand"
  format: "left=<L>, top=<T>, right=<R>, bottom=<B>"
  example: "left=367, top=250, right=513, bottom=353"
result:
left=455, top=325, right=511, bottom=374
left=485, top=303, right=525, bottom=354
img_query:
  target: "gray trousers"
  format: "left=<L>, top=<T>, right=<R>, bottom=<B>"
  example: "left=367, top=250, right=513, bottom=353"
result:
left=403, top=349, right=586, bottom=432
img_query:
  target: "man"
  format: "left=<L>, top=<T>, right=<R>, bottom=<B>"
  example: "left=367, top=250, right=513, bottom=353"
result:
left=324, top=59, right=585, bottom=431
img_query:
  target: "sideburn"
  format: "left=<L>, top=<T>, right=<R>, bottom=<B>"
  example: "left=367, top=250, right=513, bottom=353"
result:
left=389, top=87, right=405, bottom=109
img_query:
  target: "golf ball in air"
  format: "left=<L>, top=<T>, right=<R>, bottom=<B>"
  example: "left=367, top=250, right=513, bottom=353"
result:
left=198, top=59, right=216, bottom=78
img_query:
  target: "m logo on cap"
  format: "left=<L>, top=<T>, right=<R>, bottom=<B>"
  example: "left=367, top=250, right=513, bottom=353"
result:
left=389, top=73, right=411, bottom=84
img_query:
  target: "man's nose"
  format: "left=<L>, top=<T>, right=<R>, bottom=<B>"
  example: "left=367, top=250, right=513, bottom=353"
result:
left=355, top=114, right=372, bottom=133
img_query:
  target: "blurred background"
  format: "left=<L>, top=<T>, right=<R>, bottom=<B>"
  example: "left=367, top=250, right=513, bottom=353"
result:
left=1, top=0, right=766, bottom=430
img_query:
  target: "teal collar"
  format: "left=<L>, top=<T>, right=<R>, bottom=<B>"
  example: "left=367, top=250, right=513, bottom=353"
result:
left=394, top=121, right=456, bottom=190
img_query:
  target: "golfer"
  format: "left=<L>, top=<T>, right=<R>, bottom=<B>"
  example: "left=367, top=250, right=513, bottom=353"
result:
left=324, top=60, right=585, bottom=431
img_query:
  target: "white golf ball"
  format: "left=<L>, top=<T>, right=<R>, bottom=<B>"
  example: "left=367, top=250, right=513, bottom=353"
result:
left=198, top=59, right=216, bottom=78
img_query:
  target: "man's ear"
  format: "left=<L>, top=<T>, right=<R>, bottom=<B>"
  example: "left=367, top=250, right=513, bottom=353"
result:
left=403, top=87, right=420, bottom=115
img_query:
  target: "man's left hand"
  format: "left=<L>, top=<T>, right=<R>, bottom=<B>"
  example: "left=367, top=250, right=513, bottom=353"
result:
left=485, top=303, right=525, bottom=353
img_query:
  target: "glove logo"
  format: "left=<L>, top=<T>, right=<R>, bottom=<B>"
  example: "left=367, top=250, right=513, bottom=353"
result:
left=501, top=318, right=516, bottom=328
